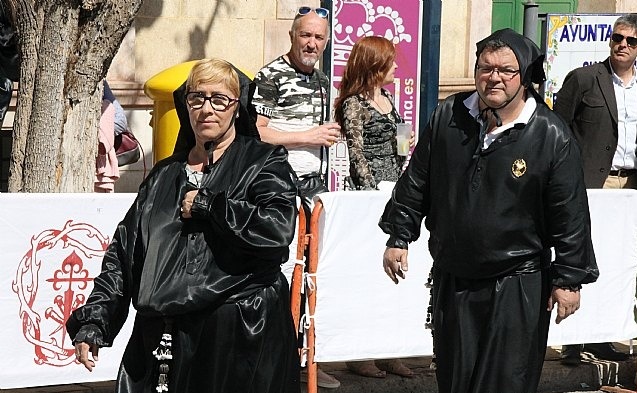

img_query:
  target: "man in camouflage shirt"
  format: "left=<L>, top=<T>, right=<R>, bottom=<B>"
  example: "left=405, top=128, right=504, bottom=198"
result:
left=253, top=7, right=341, bottom=177
left=252, top=7, right=342, bottom=390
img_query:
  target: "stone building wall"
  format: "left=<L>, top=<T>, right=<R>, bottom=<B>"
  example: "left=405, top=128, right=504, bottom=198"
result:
left=7, top=1, right=637, bottom=192
left=105, top=0, right=637, bottom=191
left=107, top=0, right=322, bottom=191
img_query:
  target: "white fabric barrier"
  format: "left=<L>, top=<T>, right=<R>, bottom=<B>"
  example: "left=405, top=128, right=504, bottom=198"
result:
left=2, top=190, right=636, bottom=387
left=0, top=193, right=309, bottom=389
left=313, top=189, right=637, bottom=362
left=0, top=194, right=136, bottom=389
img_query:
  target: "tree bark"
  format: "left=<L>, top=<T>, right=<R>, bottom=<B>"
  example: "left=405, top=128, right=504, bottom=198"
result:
left=8, top=0, right=42, bottom=192
left=8, top=0, right=143, bottom=192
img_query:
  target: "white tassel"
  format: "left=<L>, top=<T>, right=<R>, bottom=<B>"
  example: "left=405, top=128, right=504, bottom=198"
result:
left=153, top=332, right=172, bottom=392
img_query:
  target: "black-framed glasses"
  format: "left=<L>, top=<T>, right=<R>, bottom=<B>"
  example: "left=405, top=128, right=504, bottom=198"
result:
left=611, top=33, right=637, bottom=48
left=297, top=6, right=329, bottom=18
left=475, top=65, right=521, bottom=81
left=186, top=92, right=239, bottom=111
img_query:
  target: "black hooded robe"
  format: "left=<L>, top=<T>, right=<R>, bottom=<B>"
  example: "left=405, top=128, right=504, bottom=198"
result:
left=67, top=66, right=301, bottom=393
left=379, top=93, right=598, bottom=393
left=379, top=29, right=598, bottom=393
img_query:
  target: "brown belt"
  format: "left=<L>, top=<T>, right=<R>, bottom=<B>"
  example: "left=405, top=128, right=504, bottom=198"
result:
left=609, top=168, right=637, bottom=177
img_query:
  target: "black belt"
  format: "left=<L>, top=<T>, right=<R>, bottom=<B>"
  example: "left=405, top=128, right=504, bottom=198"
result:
left=609, top=168, right=637, bottom=177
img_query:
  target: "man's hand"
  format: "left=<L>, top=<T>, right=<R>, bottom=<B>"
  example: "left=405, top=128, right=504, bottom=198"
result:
left=257, top=115, right=341, bottom=148
left=309, top=122, right=341, bottom=147
left=75, top=341, right=99, bottom=372
left=383, top=247, right=408, bottom=284
left=547, top=286, right=580, bottom=324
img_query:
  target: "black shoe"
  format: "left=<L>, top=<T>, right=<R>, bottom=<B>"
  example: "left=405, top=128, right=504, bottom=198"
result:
left=560, top=344, right=582, bottom=366
left=582, top=342, right=629, bottom=361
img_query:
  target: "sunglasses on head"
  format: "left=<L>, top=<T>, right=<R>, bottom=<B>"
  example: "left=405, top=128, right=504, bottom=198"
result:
left=611, top=33, right=637, bottom=48
left=297, top=6, right=329, bottom=18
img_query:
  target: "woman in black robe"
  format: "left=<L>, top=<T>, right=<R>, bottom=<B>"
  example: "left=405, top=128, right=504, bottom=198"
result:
left=67, top=58, right=301, bottom=393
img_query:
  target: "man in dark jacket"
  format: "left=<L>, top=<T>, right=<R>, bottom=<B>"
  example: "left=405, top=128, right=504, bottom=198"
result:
left=553, top=13, right=637, bottom=365
left=379, top=29, right=599, bottom=393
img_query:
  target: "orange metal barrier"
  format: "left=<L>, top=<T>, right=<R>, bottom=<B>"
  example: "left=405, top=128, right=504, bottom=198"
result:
left=289, top=204, right=307, bottom=339
left=305, top=200, right=323, bottom=393
left=288, top=201, right=323, bottom=393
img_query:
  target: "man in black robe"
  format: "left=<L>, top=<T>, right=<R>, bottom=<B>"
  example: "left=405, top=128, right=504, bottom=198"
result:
left=379, top=29, right=599, bottom=393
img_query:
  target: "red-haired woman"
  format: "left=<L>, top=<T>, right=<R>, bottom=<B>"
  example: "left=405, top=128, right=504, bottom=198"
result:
left=334, top=36, right=413, bottom=191
left=334, top=36, right=415, bottom=378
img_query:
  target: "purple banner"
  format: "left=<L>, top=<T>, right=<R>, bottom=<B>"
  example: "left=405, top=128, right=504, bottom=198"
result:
left=327, top=0, right=423, bottom=191
left=330, top=0, right=423, bottom=127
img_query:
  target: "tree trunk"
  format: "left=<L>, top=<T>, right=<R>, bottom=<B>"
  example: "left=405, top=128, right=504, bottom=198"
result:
left=8, top=0, right=143, bottom=192
left=8, top=0, right=42, bottom=192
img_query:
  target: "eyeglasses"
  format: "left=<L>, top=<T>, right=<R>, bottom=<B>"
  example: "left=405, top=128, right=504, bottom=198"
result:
left=186, top=92, right=239, bottom=111
left=297, top=6, right=329, bottom=18
left=475, top=65, right=521, bottom=81
left=611, top=33, right=637, bottom=48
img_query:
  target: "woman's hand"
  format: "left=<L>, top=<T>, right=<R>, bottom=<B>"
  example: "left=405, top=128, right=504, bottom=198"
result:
left=75, top=341, right=99, bottom=372
left=181, top=190, right=199, bottom=218
left=409, top=131, right=416, bottom=147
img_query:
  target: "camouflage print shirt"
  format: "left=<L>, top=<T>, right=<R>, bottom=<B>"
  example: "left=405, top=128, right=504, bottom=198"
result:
left=253, top=56, right=330, bottom=176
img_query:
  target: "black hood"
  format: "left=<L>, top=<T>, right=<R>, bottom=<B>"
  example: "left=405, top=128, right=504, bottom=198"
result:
left=173, top=64, right=260, bottom=154
left=475, top=28, right=546, bottom=88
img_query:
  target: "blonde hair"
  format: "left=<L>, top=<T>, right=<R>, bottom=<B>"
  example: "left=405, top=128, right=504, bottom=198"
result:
left=186, top=58, right=240, bottom=97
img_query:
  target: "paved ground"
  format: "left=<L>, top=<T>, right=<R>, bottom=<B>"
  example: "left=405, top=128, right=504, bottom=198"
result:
left=313, top=347, right=637, bottom=393
left=2, top=347, right=636, bottom=393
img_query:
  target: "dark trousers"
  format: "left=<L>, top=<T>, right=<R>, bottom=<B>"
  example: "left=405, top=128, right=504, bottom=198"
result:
left=432, top=267, right=551, bottom=393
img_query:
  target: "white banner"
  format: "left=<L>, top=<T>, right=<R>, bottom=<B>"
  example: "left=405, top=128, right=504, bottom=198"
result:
left=544, top=14, right=620, bottom=107
left=2, top=190, right=636, bottom=385
left=313, top=189, right=637, bottom=362
left=0, top=193, right=136, bottom=389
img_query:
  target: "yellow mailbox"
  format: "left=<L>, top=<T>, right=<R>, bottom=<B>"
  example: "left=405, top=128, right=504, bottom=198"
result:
left=144, top=61, right=198, bottom=164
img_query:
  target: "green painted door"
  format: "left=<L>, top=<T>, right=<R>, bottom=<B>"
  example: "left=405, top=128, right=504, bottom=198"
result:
left=492, top=0, right=578, bottom=32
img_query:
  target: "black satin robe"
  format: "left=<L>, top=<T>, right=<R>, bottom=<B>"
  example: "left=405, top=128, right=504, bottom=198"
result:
left=379, top=92, right=599, bottom=393
left=67, top=134, right=300, bottom=393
